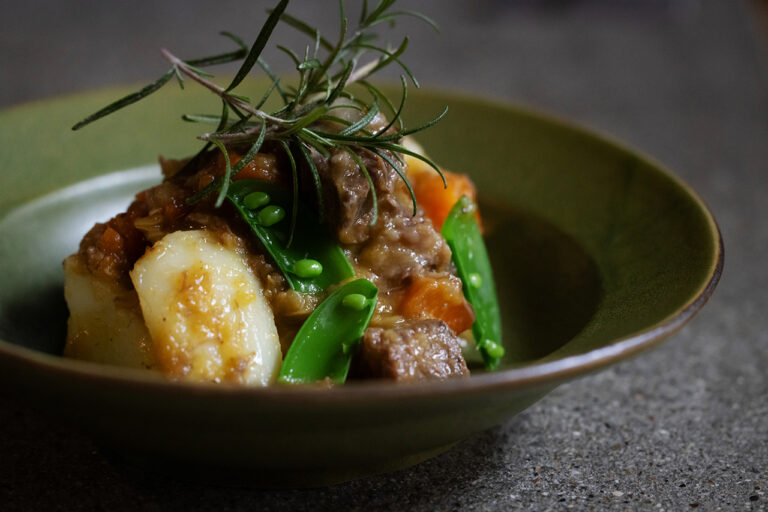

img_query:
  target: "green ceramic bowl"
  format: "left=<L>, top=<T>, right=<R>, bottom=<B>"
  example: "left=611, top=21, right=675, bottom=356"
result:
left=0, top=83, right=721, bottom=487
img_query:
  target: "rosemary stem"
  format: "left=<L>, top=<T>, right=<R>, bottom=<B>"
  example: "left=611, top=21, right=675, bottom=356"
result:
left=160, top=48, right=285, bottom=124
left=197, top=124, right=275, bottom=142
left=345, top=59, right=379, bottom=87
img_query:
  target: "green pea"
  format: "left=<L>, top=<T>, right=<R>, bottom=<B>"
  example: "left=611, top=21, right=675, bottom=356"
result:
left=468, top=272, right=483, bottom=289
left=244, top=191, right=270, bottom=210
left=257, top=205, right=285, bottom=226
left=293, top=259, right=323, bottom=278
left=342, top=293, right=368, bottom=311
left=482, top=339, right=505, bottom=359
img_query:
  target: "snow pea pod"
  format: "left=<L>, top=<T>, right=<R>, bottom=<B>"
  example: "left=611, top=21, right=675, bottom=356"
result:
left=227, top=179, right=354, bottom=293
left=278, top=279, right=378, bottom=384
left=442, top=195, right=504, bottom=369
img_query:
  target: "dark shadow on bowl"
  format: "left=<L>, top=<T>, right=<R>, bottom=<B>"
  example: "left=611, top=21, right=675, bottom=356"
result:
left=0, top=284, right=68, bottom=354
left=482, top=201, right=602, bottom=364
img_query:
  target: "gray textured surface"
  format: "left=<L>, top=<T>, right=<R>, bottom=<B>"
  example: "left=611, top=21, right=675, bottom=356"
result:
left=1, top=1, right=766, bottom=510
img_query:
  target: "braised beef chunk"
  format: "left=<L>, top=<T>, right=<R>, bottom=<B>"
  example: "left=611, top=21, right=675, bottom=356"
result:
left=318, top=147, right=455, bottom=289
left=357, top=320, right=469, bottom=381
left=318, top=149, right=373, bottom=244
left=314, top=145, right=423, bottom=245
left=356, top=213, right=454, bottom=288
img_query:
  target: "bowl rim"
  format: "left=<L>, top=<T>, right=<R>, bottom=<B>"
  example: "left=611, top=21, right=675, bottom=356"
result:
left=0, top=85, right=724, bottom=404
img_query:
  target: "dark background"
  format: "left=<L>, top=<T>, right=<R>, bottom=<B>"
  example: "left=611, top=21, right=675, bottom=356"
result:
left=1, top=1, right=767, bottom=510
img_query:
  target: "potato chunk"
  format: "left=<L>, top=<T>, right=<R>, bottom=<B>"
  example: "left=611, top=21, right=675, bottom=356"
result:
left=63, top=255, right=155, bottom=369
left=130, top=229, right=281, bottom=385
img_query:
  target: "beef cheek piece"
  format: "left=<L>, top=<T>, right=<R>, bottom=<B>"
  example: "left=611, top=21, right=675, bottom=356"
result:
left=357, top=320, right=470, bottom=381
left=315, top=148, right=454, bottom=286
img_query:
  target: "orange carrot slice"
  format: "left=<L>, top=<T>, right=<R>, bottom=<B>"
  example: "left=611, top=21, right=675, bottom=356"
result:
left=399, top=274, right=475, bottom=334
left=410, top=168, right=481, bottom=232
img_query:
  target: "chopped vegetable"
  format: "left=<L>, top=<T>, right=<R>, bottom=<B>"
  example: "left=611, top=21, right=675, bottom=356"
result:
left=278, top=279, right=378, bottom=384
left=129, top=230, right=282, bottom=385
left=409, top=166, right=481, bottom=232
left=227, top=179, right=354, bottom=294
left=221, top=151, right=280, bottom=184
left=243, top=191, right=270, bottom=209
left=293, top=259, right=323, bottom=278
left=399, top=274, right=475, bottom=334
left=341, top=293, right=368, bottom=311
left=442, top=195, right=504, bottom=369
left=256, top=205, right=285, bottom=226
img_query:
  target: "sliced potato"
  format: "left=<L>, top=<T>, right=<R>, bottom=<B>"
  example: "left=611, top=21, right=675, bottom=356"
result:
left=63, top=255, right=155, bottom=369
left=130, top=229, right=281, bottom=385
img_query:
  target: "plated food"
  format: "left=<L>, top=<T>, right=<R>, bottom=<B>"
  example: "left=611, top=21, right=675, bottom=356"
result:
left=0, top=0, right=724, bottom=485
left=0, top=45, right=722, bottom=486
left=63, top=0, right=503, bottom=386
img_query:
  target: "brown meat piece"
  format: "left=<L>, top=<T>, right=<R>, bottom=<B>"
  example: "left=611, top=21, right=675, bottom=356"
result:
left=356, top=213, right=454, bottom=289
left=313, top=148, right=374, bottom=244
left=330, top=149, right=373, bottom=243
left=315, top=147, right=455, bottom=290
left=357, top=320, right=469, bottom=381
left=314, top=146, right=416, bottom=245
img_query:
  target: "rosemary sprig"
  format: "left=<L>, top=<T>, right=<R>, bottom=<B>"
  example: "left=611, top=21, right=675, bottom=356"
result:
left=71, top=33, right=249, bottom=131
left=72, top=0, right=446, bottom=236
left=227, top=0, right=289, bottom=92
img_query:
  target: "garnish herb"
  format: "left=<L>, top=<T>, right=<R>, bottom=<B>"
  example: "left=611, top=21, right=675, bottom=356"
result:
left=72, top=0, right=447, bottom=240
left=227, top=179, right=354, bottom=293
left=442, top=195, right=504, bottom=369
left=72, top=2, right=506, bottom=374
left=278, top=279, right=378, bottom=384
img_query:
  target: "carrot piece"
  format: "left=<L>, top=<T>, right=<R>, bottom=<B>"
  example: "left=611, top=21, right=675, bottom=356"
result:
left=161, top=196, right=186, bottom=224
left=399, top=275, right=475, bottom=334
left=97, top=226, right=124, bottom=254
left=410, top=168, right=481, bottom=231
left=105, top=212, right=147, bottom=263
left=215, top=151, right=279, bottom=182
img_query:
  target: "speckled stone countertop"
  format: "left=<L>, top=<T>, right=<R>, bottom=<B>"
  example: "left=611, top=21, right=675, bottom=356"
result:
left=1, top=1, right=766, bottom=510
